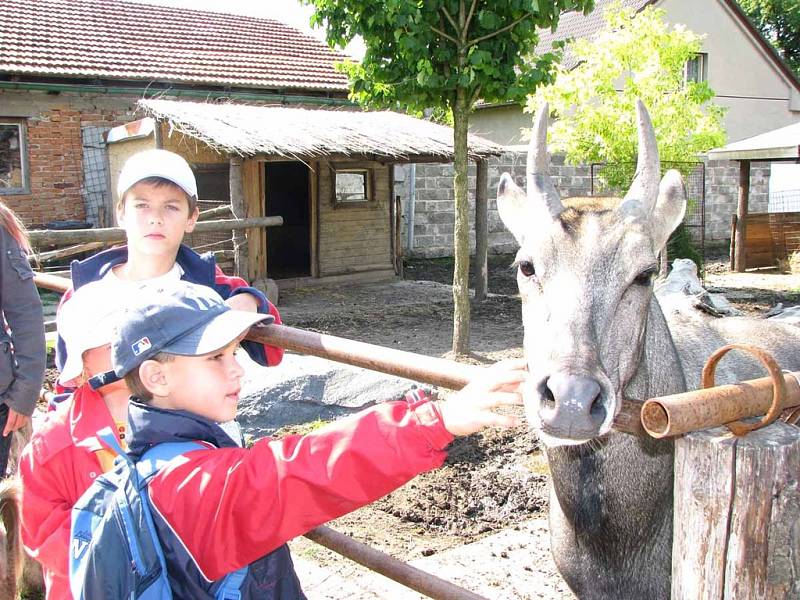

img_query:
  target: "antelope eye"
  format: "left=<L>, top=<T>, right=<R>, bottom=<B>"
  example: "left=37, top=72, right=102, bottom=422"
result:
left=519, top=261, right=535, bottom=277
left=633, top=267, right=656, bottom=286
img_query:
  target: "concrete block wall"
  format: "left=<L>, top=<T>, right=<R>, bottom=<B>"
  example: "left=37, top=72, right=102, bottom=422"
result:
left=394, top=152, right=593, bottom=259
left=704, top=160, right=770, bottom=241
left=395, top=153, right=769, bottom=258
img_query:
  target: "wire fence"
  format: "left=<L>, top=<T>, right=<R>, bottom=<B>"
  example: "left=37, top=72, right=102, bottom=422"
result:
left=591, top=161, right=706, bottom=268
left=768, top=189, right=800, bottom=213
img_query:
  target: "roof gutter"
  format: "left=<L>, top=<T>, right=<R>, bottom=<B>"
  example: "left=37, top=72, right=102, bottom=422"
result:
left=0, top=80, right=356, bottom=106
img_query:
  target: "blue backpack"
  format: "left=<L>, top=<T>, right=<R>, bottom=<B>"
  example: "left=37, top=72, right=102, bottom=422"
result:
left=69, top=427, right=248, bottom=599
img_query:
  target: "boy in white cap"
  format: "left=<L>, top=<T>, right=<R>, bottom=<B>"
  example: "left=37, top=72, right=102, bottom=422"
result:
left=18, top=280, right=132, bottom=600
left=53, top=149, right=283, bottom=401
left=71, top=281, right=526, bottom=599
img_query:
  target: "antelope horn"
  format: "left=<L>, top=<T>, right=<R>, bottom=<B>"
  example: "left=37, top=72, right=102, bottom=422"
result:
left=622, top=100, right=661, bottom=214
left=528, top=103, right=564, bottom=219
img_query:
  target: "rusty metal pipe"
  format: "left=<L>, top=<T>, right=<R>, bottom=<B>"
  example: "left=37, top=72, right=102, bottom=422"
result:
left=305, top=526, right=488, bottom=600
left=247, top=323, right=482, bottom=390
left=35, top=272, right=646, bottom=432
left=641, top=372, right=800, bottom=438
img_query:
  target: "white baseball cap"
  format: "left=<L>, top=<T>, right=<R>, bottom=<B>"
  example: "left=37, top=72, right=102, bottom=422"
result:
left=57, top=281, right=122, bottom=387
left=116, top=149, right=198, bottom=201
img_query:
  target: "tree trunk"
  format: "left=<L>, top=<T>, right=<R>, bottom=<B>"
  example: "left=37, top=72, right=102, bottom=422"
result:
left=451, top=87, right=471, bottom=355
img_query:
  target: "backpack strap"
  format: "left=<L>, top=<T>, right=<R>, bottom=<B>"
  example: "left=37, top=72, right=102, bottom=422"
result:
left=138, top=441, right=250, bottom=598
left=137, top=441, right=208, bottom=481
left=96, top=426, right=130, bottom=463
left=215, top=566, right=248, bottom=600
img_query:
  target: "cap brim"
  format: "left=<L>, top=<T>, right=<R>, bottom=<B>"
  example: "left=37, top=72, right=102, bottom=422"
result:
left=161, top=311, right=273, bottom=356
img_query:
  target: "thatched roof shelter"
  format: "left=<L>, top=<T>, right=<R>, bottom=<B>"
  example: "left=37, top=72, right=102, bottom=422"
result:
left=138, top=98, right=503, bottom=162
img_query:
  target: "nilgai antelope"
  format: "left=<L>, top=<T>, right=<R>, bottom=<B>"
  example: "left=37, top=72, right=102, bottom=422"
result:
left=496, top=101, right=800, bottom=599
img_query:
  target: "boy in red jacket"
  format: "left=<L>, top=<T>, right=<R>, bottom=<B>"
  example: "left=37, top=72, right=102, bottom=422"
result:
left=19, top=281, right=133, bottom=599
left=81, top=281, right=525, bottom=599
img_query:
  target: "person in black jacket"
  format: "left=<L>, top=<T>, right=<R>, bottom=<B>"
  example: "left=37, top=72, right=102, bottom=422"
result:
left=0, top=198, right=45, bottom=476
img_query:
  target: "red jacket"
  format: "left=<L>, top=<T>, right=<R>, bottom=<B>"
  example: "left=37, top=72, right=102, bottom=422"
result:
left=19, top=386, right=116, bottom=600
left=126, top=393, right=453, bottom=595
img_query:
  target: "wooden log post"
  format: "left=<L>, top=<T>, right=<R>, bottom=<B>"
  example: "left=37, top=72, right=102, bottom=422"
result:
left=28, top=217, right=283, bottom=246
left=729, top=213, right=738, bottom=271
left=394, top=195, right=403, bottom=277
left=474, top=159, right=489, bottom=302
left=229, top=156, right=249, bottom=279
left=672, top=421, right=800, bottom=598
left=734, top=160, right=750, bottom=273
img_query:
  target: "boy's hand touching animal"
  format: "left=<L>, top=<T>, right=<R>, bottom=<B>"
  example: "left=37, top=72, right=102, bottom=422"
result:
left=437, top=358, right=526, bottom=437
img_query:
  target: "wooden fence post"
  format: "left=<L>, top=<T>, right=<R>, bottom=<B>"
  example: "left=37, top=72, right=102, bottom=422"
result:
left=672, top=421, right=800, bottom=598
left=474, top=159, right=488, bottom=302
left=229, top=155, right=248, bottom=279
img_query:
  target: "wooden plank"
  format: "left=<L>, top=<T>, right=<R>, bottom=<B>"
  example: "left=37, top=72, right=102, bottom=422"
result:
left=243, top=158, right=266, bottom=282
left=34, top=241, right=105, bottom=262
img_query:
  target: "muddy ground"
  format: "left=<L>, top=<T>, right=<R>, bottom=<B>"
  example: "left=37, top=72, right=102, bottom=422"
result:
left=276, top=249, right=800, bottom=598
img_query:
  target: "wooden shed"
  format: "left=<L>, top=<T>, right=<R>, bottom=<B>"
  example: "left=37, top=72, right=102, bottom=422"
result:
left=106, top=99, right=501, bottom=291
left=708, top=121, right=800, bottom=271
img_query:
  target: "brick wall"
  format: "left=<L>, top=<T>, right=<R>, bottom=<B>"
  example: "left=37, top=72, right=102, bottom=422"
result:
left=394, top=153, right=769, bottom=258
left=1, top=89, right=137, bottom=227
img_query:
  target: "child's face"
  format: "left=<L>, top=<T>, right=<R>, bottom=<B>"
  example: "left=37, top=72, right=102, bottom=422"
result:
left=117, top=181, right=199, bottom=259
left=152, top=340, right=245, bottom=423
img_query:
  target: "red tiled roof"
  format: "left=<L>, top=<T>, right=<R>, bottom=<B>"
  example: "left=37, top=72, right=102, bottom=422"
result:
left=0, top=0, right=350, bottom=92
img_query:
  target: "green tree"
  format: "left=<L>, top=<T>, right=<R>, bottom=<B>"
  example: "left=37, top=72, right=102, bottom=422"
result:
left=303, top=0, right=593, bottom=355
left=738, top=0, right=800, bottom=75
left=530, top=2, right=727, bottom=191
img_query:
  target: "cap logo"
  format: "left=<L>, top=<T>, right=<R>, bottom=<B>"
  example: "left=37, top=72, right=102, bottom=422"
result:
left=131, top=337, right=152, bottom=356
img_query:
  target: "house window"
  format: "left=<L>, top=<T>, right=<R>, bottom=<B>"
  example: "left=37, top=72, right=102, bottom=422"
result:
left=685, top=53, right=708, bottom=84
left=0, top=121, right=29, bottom=194
left=334, top=167, right=373, bottom=205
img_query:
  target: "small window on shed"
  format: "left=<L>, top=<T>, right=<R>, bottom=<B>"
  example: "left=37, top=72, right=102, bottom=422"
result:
left=0, top=121, right=29, bottom=195
left=334, top=168, right=372, bottom=205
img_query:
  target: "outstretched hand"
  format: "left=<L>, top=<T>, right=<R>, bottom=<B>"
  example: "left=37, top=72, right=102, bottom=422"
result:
left=437, top=358, right=527, bottom=437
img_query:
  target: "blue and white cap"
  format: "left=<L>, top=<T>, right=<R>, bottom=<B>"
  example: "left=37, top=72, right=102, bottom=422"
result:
left=109, top=282, right=272, bottom=380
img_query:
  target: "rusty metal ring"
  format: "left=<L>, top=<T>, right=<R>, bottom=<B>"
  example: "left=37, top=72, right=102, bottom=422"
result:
left=701, top=344, right=786, bottom=436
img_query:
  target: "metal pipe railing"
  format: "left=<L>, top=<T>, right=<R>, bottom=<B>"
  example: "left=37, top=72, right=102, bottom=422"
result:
left=306, top=526, right=487, bottom=600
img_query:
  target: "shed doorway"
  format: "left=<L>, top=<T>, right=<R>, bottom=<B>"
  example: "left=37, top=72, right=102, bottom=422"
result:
left=265, top=162, right=311, bottom=279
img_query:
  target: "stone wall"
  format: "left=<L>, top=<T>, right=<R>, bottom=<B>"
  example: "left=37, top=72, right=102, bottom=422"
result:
left=394, top=153, right=770, bottom=258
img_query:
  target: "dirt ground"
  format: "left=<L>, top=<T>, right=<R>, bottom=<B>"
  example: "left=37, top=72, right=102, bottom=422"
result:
left=268, top=249, right=800, bottom=598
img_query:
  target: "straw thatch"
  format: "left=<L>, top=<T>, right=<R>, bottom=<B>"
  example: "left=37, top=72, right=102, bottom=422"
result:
left=138, top=99, right=503, bottom=161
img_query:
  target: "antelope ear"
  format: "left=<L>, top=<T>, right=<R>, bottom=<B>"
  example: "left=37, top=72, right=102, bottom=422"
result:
left=497, top=172, right=529, bottom=245
left=651, top=170, right=687, bottom=252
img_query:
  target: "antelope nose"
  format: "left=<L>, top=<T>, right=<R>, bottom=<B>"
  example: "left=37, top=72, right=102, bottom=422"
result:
left=539, top=373, right=605, bottom=437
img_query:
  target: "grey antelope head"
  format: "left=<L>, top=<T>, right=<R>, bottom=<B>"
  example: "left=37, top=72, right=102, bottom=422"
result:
left=497, top=101, right=686, bottom=446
